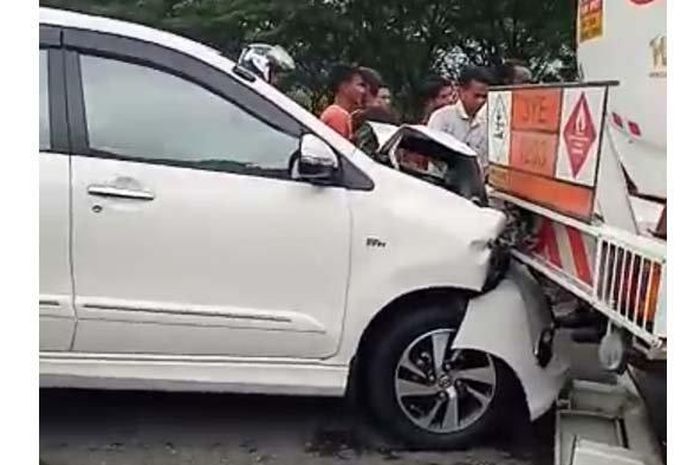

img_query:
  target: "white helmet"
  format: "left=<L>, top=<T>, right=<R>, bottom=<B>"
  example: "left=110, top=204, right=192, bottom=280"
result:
left=237, top=43, right=295, bottom=83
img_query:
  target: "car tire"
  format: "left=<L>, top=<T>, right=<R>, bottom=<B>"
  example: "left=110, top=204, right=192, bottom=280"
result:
left=364, top=300, right=524, bottom=450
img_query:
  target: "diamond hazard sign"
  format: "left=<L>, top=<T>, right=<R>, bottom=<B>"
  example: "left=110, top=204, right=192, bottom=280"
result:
left=493, top=95, right=508, bottom=141
left=487, top=91, right=512, bottom=165
left=563, top=93, right=597, bottom=178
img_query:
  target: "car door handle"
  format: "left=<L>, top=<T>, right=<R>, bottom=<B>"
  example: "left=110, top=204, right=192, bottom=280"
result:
left=87, top=185, right=155, bottom=201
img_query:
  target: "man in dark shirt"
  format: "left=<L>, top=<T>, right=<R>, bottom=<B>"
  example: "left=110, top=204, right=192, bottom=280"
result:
left=353, top=67, right=399, bottom=157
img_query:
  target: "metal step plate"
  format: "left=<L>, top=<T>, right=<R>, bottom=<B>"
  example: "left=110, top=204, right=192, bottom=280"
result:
left=555, top=376, right=664, bottom=465
left=571, top=439, right=648, bottom=465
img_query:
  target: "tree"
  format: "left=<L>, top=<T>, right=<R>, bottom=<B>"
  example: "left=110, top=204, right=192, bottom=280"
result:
left=40, top=0, right=576, bottom=118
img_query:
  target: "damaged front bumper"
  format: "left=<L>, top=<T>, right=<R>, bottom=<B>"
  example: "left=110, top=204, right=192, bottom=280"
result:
left=452, top=261, right=570, bottom=420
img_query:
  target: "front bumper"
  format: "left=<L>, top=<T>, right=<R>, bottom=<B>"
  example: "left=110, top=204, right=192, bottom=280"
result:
left=452, top=262, right=570, bottom=420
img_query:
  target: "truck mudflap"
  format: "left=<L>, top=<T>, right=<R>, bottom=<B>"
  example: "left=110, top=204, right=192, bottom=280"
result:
left=556, top=374, right=664, bottom=465
left=451, top=262, right=569, bottom=420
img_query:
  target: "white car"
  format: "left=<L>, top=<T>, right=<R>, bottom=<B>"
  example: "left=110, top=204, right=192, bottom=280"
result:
left=39, top=7, right=567, bottom=449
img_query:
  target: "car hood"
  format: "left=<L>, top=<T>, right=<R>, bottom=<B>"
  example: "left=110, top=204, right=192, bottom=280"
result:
left=350, top=157, right=507, bottom=291
left=370, top=159, right=505, bottom=239
left=377, top=124, right=479, bottom=162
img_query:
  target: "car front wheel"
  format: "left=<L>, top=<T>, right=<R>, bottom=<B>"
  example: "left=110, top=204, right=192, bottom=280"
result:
left=364, top=301, right=523, bottom=449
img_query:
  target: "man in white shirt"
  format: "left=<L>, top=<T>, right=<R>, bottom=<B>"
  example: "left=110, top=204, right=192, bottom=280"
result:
left=427, top=67, right=490, bottom=171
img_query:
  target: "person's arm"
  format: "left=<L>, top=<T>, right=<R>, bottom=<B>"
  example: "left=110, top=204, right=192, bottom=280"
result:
left=320, top=107, right=351, bottom=139
left=471, top=124, right=490, bottom=179
left=354, top=122, right=379, bottom=156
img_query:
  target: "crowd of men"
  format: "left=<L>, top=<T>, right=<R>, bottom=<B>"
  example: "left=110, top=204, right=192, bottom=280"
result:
left=235, top=43, right=532, bottom=170
left=318, top=62, right=532, bottom=170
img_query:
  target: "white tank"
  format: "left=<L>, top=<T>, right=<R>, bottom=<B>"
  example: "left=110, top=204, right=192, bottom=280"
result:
left=577, top=0, right=666, bottom=199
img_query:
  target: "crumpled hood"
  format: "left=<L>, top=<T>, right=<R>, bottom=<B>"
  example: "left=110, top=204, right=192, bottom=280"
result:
left=372, top=160, right=506, bottom=241
left=349, top=159, right=507, bottom=292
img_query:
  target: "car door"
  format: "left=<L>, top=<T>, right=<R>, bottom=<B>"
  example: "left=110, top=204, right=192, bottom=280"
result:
left=64, top=30, right=352, bottom=358
left=40, top=26, right=76, bottom=351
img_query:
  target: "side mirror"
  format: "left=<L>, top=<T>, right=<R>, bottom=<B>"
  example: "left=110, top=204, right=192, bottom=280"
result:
left=297, top=134, right=338, bottom=182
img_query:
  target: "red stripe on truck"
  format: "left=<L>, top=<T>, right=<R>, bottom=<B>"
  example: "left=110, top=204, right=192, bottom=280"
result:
left=628, top=121, right=641, bottom=136
left=612, top=112, right=623, bottom=128
left=566, top=226, right=593, bottom=285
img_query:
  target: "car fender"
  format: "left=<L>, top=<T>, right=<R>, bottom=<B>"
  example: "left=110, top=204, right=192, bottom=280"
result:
left=452, top=263, right=570, bottom=420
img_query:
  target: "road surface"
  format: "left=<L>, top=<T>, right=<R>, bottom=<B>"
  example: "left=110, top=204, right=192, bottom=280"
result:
left=41, top=331, right=663, bottom=465
left=40, top=387, right=553, bottom=465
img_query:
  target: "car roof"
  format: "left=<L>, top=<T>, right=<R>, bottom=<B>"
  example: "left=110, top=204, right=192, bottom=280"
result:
left=39, top=7, right=231, bottom=74
left=38, top=7, right=368, bottom=163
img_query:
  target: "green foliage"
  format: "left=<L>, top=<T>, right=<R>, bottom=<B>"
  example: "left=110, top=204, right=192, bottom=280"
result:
left=41, top=0, right=576, bottom=119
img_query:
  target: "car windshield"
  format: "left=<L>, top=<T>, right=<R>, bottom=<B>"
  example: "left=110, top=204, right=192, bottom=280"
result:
left=378, top=130, right=487, bottom=204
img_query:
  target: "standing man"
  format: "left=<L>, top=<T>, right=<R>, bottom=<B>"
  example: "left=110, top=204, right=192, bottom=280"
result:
left=357, top=67, right=395, bottom=116
left=377, top=85, right=393, bottom=110
left=491, top=60, right=534, bottom=85
left=427, top=66, right=490, bottom=170
left=419, top=76, right=455, bottom=124
left=511, top=64, right=533, bottom=84
left=237, top=43, right=296, bottom=87
left=352, top=67, right=400, bottom=156
left=358, top=67, right=383, bottom=109
left=320, top=64, right=367, bottom=139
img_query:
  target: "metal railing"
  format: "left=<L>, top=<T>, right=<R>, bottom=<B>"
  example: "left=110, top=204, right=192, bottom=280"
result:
left=593, top=237, right=666, bottom=342
left=502, top=196, right=667, bottom=358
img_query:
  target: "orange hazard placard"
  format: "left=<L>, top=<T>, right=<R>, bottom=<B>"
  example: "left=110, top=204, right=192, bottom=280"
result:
left=512, top=89, right=562, bottom=133
left=487, top=83, right=608, bottom=222
left=509, top=131, right=558, bottom=177
left=579, top=0, right=603, bottom=43
left=489, top=165, right=594, bottom=220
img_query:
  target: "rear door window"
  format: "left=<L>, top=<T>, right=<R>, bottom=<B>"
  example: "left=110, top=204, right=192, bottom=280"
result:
left=79, top=54, right=299, bottom=179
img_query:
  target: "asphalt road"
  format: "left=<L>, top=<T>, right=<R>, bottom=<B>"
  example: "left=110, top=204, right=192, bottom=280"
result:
left=631, top=365, right=667, bottom=448
left=39, top=332, right=662, bottom=465
left=40, top=388, right=553, bottom=465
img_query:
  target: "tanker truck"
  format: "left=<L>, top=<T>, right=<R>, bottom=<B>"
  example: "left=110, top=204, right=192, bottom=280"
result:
left=483, top=1, right=666, bottom=463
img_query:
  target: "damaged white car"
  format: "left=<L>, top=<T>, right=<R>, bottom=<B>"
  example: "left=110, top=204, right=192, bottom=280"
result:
left=39, top=7, right=567, bottom=449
